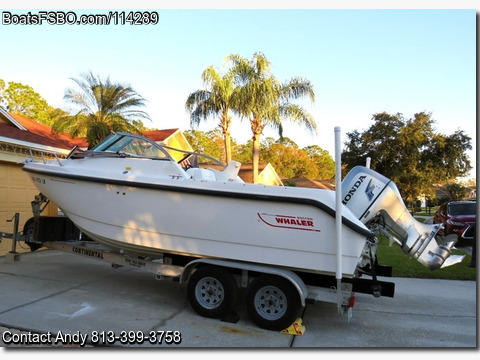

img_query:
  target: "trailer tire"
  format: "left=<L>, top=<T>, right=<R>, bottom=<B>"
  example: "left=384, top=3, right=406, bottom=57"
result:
left=23, top=217, right=41, bottom=252
left=187, top=266, right=237, bottom=319
left=246, top=274, right=302, bottom=331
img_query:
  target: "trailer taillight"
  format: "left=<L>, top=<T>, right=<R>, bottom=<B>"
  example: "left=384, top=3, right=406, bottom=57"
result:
left=349, top=294, right=355, bottom=308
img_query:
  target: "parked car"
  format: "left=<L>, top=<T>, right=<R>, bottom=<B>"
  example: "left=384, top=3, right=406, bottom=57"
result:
left=433, top=201, right=476, bottom=243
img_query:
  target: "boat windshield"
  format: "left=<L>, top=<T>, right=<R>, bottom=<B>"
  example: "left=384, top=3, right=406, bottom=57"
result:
left=92, top=133, right=170, bottom=159
left=89, top=132, right=226, bottom=169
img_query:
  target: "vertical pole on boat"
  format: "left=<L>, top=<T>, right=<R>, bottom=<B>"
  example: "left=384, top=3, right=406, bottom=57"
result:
left=334, top=126, right=343, bottom=313
left=366, top=157, right=371, bottom=169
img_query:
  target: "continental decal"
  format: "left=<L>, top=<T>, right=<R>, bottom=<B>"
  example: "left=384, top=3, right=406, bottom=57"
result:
left=258, top=213, right=321, bottom=232
left=72, top=246, right=104, bottom=259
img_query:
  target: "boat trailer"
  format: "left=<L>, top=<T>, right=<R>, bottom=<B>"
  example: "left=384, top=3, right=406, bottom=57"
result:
left=2, top=127, right=396, bottom=332
left=1, top=196, right=395, bottom=332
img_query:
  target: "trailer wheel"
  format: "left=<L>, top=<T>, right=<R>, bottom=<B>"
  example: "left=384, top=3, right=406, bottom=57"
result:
left=23, top=217, right=41, bottom=252
left=187, top=266, right=237, bottom=319
left=246, top=274, right=302, bottom=331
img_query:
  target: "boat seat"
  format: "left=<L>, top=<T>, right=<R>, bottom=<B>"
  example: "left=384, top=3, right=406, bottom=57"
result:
left=210, top=161, right=243, bottom=182
left=186, top=168, right=217, bottom=181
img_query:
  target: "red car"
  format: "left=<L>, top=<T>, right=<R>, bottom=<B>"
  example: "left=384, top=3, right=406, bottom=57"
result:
left=434, top=201, right=476, bottom=242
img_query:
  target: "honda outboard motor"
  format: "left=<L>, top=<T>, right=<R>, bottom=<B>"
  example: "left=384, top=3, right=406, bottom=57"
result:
left=342, top=166, right=464, bottom=270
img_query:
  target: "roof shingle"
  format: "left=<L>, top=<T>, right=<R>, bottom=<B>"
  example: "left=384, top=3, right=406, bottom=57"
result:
left=0, top=113, right=86, bottom=150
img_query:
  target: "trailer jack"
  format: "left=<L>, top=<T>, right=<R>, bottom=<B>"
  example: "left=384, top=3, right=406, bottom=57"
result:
left=1, top=213, right=23, bottom=263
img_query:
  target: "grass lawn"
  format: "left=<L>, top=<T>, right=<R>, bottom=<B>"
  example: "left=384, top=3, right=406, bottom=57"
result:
left=376, top=236, right=476, bottom=280
left=374, top=210, right=476, bottom=280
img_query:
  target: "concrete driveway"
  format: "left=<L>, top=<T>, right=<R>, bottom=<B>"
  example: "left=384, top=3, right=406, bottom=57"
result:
left=0, top=249, right=477, bottom=349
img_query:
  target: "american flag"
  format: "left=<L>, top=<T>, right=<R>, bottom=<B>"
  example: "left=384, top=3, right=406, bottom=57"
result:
left=180, top=158, right=191, bottom=169
left=180, top=154, right=198, bottom=169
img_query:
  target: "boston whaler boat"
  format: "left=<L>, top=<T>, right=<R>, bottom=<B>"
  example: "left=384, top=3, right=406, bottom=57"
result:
left=21, top=131, right=464, bottom=330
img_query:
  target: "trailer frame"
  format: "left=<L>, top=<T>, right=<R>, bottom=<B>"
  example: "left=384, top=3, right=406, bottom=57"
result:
left=2, top=209, right=394, bottom=331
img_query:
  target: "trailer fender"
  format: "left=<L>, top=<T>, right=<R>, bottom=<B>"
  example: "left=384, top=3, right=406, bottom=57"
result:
left=180, top=258, right=309, bottom=307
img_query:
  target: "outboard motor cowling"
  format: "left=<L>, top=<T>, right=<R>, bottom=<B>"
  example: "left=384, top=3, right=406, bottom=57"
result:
left=342, top=166, right=464, bottom=270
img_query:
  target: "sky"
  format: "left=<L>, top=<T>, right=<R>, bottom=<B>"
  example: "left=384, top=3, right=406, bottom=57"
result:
left=1, top=2, right=477, bottom=180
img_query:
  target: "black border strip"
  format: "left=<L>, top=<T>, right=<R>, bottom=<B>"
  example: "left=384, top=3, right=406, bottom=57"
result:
left=23, top=166, right=373, bottom=238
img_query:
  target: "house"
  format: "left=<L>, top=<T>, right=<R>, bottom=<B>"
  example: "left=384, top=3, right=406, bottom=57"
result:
left=432, top=183, right=477, bottom=203
left=257, top=163, right=283, bottom=186
left=235, top=163, right=283, bottom=186
left=143, top=128, right=193, bottom=162
left=144, top=128, right=193, bottom=150
left=0, top=108, right=86, bottom=254
left=284, top=178, right=335, bottom=190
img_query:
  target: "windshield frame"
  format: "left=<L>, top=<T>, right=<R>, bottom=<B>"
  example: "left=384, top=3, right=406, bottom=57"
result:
left=88, top=132, right=226, bottom=168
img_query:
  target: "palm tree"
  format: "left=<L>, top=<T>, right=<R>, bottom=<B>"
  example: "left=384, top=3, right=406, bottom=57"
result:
left=185, top=66, right=236, bottom=164
left=54, top=71, right=150, bottom=148
left=227, top=52, right=316, bottom=183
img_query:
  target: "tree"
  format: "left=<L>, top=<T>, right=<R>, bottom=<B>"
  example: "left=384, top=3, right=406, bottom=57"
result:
left=261, top=140, right=334, bottom=180
left=233, top=140, right=253, bottom=165
left=0, top=79, right=6, bottom=108
left=445, top=183, right=468, bottom=201
left=261, top=139, right=302, bottom=178
left=342, top=111, right=472, bottom=203
left=303, top=145, right=335, bottom=179
left=0, top=79, right=66, bottom=126
left=184, top=129, right=225, bottom=161
left=227, top=52, right=316, bottom=183
left=185, top=65, right=237, bottom=164
left=54, top=72, right=150, bottom=148
left=184, top=129, right=335, bottom=181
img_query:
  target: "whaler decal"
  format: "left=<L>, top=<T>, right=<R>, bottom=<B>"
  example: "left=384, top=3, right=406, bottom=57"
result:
left=258, top=213, right=321, bottom=232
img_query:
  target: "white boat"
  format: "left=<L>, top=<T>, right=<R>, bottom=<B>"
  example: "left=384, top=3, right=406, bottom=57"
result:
left=22, top=132, right=463, bottom=279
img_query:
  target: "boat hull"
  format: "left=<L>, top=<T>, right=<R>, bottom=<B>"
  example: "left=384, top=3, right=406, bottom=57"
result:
left=23, top=159, right=370, bottom=277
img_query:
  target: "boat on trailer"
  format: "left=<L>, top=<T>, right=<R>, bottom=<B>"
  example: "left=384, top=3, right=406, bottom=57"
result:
left=20, top=131, right=464, bottom=330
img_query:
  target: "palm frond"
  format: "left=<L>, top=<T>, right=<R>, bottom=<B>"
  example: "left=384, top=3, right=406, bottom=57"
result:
left=58, top=71, right=150, bottom=147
